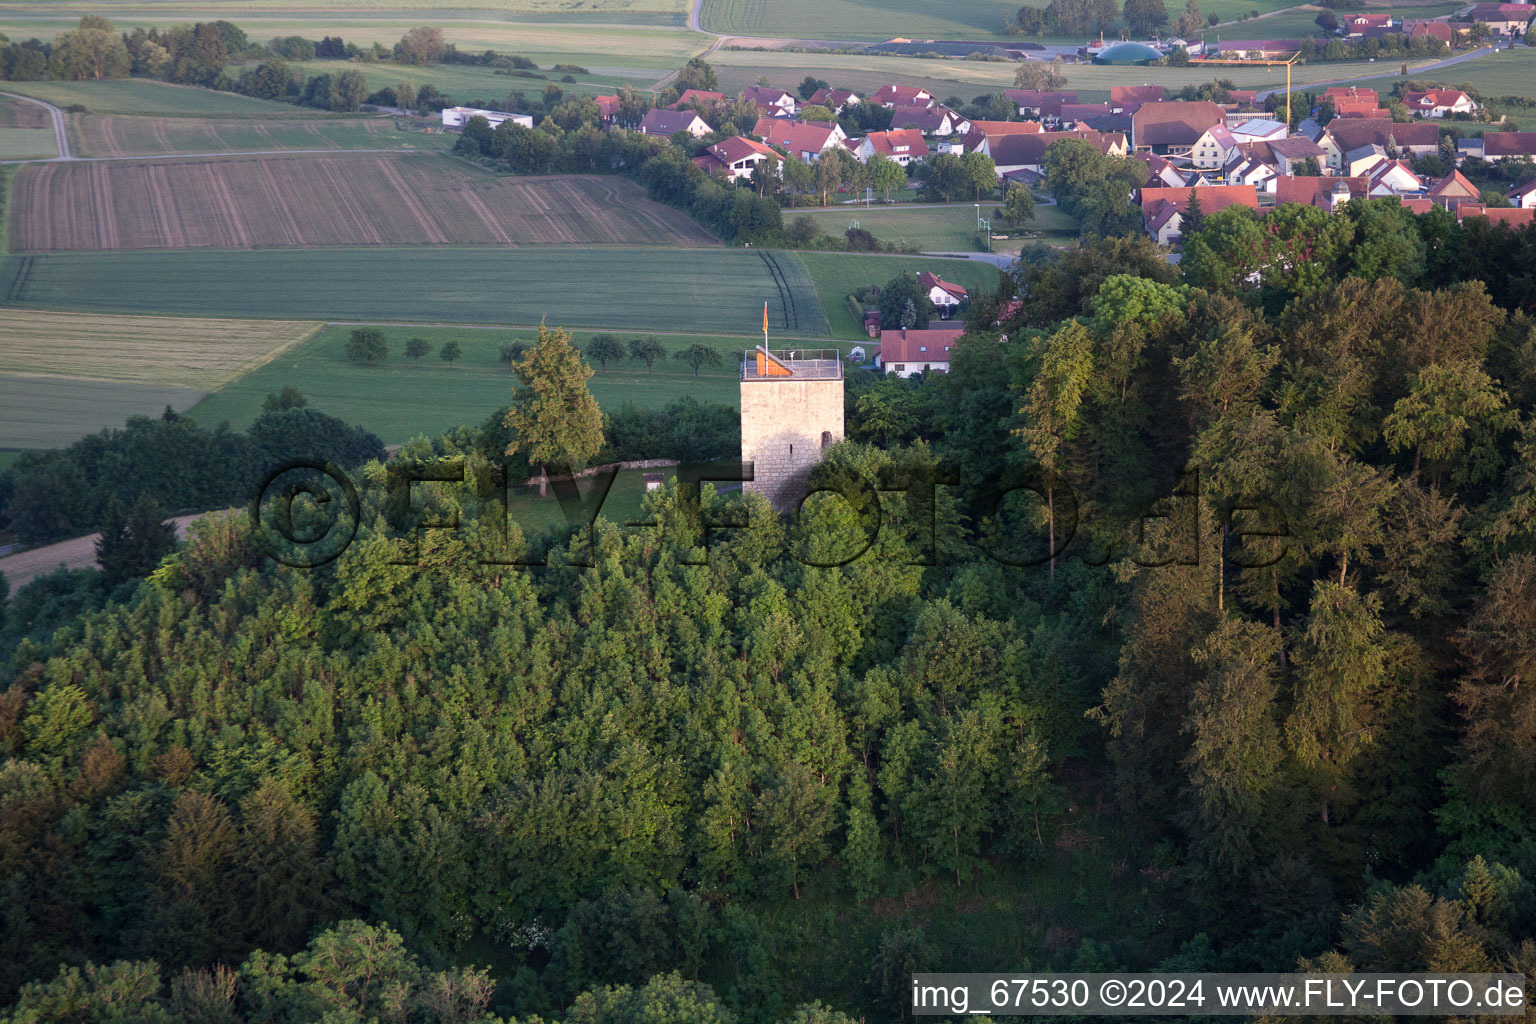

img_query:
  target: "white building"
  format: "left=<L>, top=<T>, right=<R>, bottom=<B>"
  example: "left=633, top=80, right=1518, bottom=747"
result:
left=441, top=107, right=534, bottom=130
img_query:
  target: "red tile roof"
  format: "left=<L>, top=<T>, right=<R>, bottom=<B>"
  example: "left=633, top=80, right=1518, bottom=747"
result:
left=1139, top=183, right=1260, bottom=216
left=1273, top=174, right=1366, bottom=206
left=1132, top=100, right=1227, bottom=147
left=879, top=327, right=964, bottom=365
left=1111, top=85, right=1165, bottom=110
left=871, top=84, right=933, bottom=107
left=673, top=89, right=727, bottom=108
left=917, top=271, right=968, bottom=300
left=1484, top=132, right=1536, bottom=158
left=1456, top=205, right=1535, bottom=227
left=710, top=135, right=779, bottom=165
left=864, top=128, right=930, bottom=158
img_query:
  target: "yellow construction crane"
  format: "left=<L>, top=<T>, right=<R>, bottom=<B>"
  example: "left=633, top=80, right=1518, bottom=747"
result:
left=1187, top=49, right=1303, bottom=126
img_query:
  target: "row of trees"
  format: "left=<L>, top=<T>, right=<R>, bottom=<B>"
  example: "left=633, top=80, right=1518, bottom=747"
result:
left=0, top=405, right=384, bottom=545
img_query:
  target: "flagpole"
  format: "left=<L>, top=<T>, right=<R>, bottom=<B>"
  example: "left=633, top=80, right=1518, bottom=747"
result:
left=763, top=300, right=769, bottom=350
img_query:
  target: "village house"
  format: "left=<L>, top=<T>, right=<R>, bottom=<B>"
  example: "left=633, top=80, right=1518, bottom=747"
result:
left=1191, top=122, right=1239, bottom=169
left=670, top=89, right=728, bottom=110
left=754, top=117, right=845, bottom=162
left=694, top=136, right=780, bottom=181
left=918, top=272, right=968, bottom=318
left=1358, top=156, right=1423, bottom=196
left=890, top=104, right=970, bottom=137
left=1424, top=169, right=1481, bottom=209
left=1403, top=19, right=1457, bottom=43
left=1224, top=151, right=1277, bottom=189
left=1456, top=205, right=1536, bottom=227
left=1132, top=100, right=1227, bottom=155
left=1004, top=89, right=1078, bottom=117
left=1464, top=3, right=1533, bottom=35
left=807, top=87, right=861, bottom=113
left=870, top=84, right=933, bottom=109
left=1138, top=152, right=1193, bottom=187
left=1319, top=118, right=1439, bottom=170
left=1344, top=13, right=1394, bottom=35
left=1510, top=179, right=1536, bottom=209
left=637, top=108, right=711, bottom=138
left=985, top=129, right=1127, bottom=176
left=1402, top=89, right=1477, bottom=118
left=1140, top=183, right=1259, bottom=244
left=1274, top=174, right=1368, bottom=210
left=877, top=327, right=964, bottom=376
left=848, top=128, right=930, bottom=166
left=594, top=94, right=620, bottom=125
left=1055, top=102, right=1115, bottom=126
left=1263, top=135, right=1327, bottom=174
left=739, top=86, right=798, bottom=117
left=1230, top=118, right=1288, bottom=144
left=1110, top=85, right=1165, bottom=114
left=1482, top=132, right=1536, bottom=162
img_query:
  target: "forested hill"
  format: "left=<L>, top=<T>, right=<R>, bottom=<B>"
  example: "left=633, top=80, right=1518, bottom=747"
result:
left=2, top=204, right=1536, bottom=1022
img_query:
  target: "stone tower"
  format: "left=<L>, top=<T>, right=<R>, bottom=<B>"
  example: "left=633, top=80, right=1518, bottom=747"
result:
left=740, top=347, right=845, bottom=511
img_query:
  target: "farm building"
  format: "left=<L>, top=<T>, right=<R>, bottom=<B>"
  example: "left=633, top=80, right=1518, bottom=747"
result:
left=441, top=107, right=533, bottom=130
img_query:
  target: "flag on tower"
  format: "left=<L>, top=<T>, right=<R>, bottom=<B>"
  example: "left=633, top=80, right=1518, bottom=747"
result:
left=763, top=301, right=769, bottom=339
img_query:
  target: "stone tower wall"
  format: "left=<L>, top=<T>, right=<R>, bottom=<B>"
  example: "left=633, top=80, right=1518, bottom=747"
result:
left=740, top=377, right=845, bottom=511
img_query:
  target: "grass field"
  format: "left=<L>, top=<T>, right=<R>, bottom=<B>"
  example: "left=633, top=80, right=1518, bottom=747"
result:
left=0, top=246, right=833, bottom=333
left=187, top=323, right=854, bottom=441
left=799, top=203, right=1078, bottom=251
left=0, top=375, right=213, bottom=449
left=1398, top=46, right=1536, bottom=98
left=0, top=310, right=321, bottom=388
left=795, top=251, right=1000, bottom=338
left=0, top=78, right=323, bottom=117
left=0, top=126, right=53, bottom=159
left=10, top=158, right=717, bottom=251
left=68, top=112, right=452, bottom=157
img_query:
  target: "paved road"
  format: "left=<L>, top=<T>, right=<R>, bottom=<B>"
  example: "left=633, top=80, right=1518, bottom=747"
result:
left=1256, top=44, right=1501, bottom=99
left=0, top=90, right=70, bottom=160
left=0, top=512, right=211, bottom=590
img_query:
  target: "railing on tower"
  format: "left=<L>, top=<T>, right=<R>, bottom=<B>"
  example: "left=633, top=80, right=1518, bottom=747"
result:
left=741, top=347, right=844, bottom=380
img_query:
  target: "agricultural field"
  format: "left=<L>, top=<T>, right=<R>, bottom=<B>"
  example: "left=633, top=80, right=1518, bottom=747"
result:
left=0, top=13, right=706, bottom=63
left=0, top=246, right=833, bottom=334
left=187, top=324, right=852, bottom=441
left=68, top=113, right=452, bottom=158
left=0, top=126, right=54, bottom=159
left=798, top=202, right=1078, bottom=252
left=278, top=57, right=669, bottom=106
left=0, top=309, right=320, bottom=388
left=9, top=158, right=717, bottom=250
left=0, top=376, right=211, bottom=450
left=0, top=78, right=318, bottom=116
left=710, top=48, right=1438, bottom=103
left=0, top=96, right=48, bottom=128
left=0, top=310, right=319, bottom=449
left=795, top=250, right=1000, bottom=338
left=701, top=0, right=1021, bottom=39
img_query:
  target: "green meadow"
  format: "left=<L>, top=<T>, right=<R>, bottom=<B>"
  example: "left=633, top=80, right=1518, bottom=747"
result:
left=186, top=324, right=858, bottom=442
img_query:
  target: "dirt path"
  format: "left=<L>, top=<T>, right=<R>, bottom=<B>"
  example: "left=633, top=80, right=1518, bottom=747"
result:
left=0, top=512, right=210, bottom=590
left=0, top=90, right=69, bottom=160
